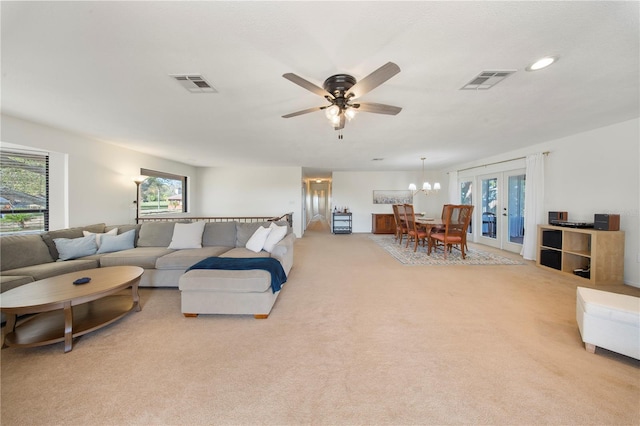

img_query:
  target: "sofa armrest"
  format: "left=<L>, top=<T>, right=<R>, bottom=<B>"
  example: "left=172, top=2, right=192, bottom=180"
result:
left=270, top=232, right=295, bottom=276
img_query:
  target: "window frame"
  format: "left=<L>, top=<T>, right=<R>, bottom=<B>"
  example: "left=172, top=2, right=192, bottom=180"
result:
left=138, top=168, right=187, bottom=216
left=0, top=148, right=50, bottom=234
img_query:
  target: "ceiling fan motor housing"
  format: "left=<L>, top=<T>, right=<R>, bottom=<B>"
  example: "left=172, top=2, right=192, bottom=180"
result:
left=323, top=74, right=356, bottom=97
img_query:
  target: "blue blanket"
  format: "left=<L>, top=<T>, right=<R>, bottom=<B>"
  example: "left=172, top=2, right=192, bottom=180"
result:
left=186, top=257, right=287, bottom=293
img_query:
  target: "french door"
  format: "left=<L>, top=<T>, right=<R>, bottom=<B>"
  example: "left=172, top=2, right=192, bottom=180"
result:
left=477, top=169, right=525, bottom=253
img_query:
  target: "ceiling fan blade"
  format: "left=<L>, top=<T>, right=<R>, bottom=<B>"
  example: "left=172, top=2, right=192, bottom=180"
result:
left=333, top=114, right=346, bottom=130
left=283, top=73, right=331, bottom=98
left=347, top=62, right=401, bottom=99
left=356, top=102, right=402, bottom=115
left=282, top=106, right=325, bottom=118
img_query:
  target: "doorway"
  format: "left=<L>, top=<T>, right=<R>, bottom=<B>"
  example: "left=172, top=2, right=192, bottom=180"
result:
left=305, top=179, right=331, bottom=232
left=477, top=169, right=525, bottom=253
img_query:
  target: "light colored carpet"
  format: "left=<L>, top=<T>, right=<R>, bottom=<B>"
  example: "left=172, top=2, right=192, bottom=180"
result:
left=1, top=224, right=639, bottom=425
left=369, top=234, right=523, bottom=265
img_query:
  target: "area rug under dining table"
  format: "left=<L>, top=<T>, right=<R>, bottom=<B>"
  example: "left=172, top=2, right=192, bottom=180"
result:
left=369, top=234, right=524, bottom=266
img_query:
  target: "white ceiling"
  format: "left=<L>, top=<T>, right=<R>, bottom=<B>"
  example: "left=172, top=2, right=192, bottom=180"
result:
left=1, top=1, right=638, bottom=179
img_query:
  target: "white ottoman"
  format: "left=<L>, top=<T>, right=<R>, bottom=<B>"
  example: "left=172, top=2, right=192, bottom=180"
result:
left=576, top=287, right=640, bottom=359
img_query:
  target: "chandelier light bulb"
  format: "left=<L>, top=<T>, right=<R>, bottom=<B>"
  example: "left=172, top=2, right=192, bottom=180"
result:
left=422, top=182, right=431, bottom=191
left=434, top=182, right=441, bottom=190
left=408, top=183, right=417, bottom=191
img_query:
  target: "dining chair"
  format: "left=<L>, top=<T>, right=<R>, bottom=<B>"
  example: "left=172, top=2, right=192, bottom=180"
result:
left=403, top=203, right=428, bottom=252
left=430, top=203, right=454, bottom=235
left=428, top=204, right=474, bottom=259
left=392, top=204, right=408, bottom=244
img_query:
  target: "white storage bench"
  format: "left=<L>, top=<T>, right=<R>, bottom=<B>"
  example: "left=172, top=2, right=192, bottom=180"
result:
left=576, top=286, right=640, bottom=360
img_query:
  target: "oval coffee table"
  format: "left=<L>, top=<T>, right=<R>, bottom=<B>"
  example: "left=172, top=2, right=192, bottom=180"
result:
left=1, top=266, right=143, bottom=353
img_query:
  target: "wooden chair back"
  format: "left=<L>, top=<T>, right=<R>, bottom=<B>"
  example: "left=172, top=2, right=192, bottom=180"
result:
left=403, top=203, right=417, bottom=232
left=395, top=204, right=408, bottom=243
left=403, top=203, right=428, bottom=251
left=392, top=204, right=404, bottom=242
left=429, top=204, right=475, bottom=259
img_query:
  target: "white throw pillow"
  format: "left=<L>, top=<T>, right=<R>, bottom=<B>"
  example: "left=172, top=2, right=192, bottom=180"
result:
left=263, top=223, right=288, bottom=253
left=97, top=229, right=136, bottom=254
left=245, top=226, right=272, bottom=253
left=83, top=228, right=118, bottom=248
left=54, top=234, right=98, bottom=261
left=168, top=221, right=206, bottom=249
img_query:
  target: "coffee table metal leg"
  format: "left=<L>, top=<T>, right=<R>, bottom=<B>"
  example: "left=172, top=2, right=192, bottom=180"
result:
left=64, top=302, right=73, bottom=352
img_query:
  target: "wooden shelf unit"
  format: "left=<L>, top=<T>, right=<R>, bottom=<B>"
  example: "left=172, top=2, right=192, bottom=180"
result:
left=372, top=213, right=395, bottom=234
left=537, top=224, right=624, bottom=285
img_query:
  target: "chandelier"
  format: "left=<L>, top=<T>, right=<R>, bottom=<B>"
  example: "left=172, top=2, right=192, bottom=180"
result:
left=409, top=157, right=440, bottom=196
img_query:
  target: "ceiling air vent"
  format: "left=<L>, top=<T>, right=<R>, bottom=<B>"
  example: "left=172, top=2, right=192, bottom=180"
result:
left=460, top=70, right=516, bottom=90
left=170, top=75, right=218, bottom=93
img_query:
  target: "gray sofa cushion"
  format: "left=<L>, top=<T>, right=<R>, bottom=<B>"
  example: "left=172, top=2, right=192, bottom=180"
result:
left=1, top=275, right=35, bottom=293
left=99, top=247, right=175, bottom=269
left=42, top=223, right=106, bottom=260
left=235, top=222, right=274, bottom=247
left=203, top=222, right=237, bottom=247
left=155, top=246, right=233, bottom=270
left=2, top=259, right=99, bottom=281
left=179, top=269, right=272, bottom=293
left=137, top=222, right=176, bottom=247
left=105, top=224, right=142, bottom=246
left=0, top=234, right=54, bottom=271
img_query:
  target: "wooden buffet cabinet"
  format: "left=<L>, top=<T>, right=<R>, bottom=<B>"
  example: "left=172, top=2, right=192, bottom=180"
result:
left=372, top=213, right=396, bottom=234
left=537, top=224, right=624, bottom=285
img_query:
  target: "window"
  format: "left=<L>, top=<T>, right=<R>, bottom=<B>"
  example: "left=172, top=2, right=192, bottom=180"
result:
left=138, top=169, right=187, bottom=217
left=0, top=149, right=49, bottom=234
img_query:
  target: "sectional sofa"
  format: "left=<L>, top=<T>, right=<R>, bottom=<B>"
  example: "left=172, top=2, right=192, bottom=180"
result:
left=0, top=220, right=294, bottom=317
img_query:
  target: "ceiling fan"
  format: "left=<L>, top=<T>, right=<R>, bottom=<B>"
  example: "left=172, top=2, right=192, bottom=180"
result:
left=282, top=62, right=402, bottom=138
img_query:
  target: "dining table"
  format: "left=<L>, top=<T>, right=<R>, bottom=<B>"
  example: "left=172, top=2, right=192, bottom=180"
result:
left=415, top=217, right=444, bottom=234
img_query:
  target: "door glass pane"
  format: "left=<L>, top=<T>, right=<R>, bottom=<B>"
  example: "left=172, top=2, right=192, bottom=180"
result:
left=481, top=177, right=497, bottom=239
left=460, top=181, right=473, bottom=234
left=508, top=174, right=525, bottom=245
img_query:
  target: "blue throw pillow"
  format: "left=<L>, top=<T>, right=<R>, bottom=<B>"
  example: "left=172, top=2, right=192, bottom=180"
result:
left=97, top=229, right=136, bottom=254
left=54, top=234, right=98, bottom=261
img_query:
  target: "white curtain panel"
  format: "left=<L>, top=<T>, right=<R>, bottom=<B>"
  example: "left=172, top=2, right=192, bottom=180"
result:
left=448, top=170, right=458, bottom=204
left=521, top=153, right=545, bottom=260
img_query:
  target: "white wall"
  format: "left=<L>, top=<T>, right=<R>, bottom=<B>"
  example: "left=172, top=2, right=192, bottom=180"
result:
left=448, top=118, right=640, bottom=287
left=332, top=170, right=446, bottom=233
left=1, top=114, right=197, bottom=228
left=196, top=166, right=303, bottom=237
left=3, top=113, right=637, bottom=285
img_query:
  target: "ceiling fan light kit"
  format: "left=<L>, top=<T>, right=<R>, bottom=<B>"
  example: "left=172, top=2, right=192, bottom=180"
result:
left=282, top=62, right=402, bottom=138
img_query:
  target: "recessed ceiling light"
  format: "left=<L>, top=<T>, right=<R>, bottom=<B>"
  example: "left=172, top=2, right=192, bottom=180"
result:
left=526, top=56, right=558, bottom=71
